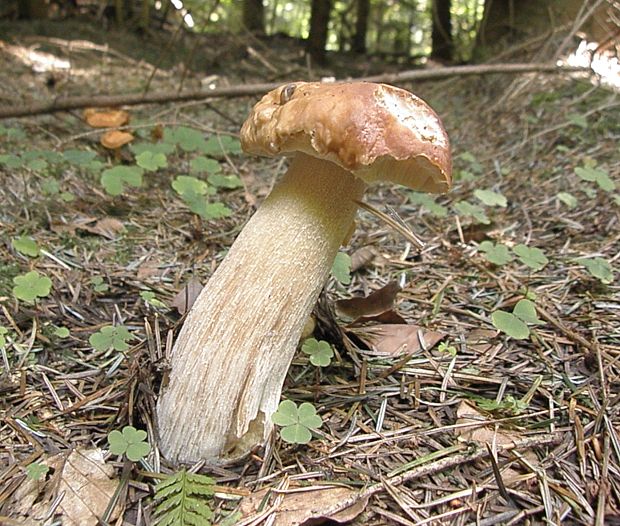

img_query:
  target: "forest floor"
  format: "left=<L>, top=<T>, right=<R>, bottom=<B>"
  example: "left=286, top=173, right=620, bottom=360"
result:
left=0, top=19, right=619, bottom=526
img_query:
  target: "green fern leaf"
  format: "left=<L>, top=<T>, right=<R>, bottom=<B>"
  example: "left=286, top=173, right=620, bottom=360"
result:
left=154, top=469, right=214, bottom=526
left=156, top=471, right=183, bottom=490
left=186, top=481, right=215, bottom=496
left=155, top=480, right=182, bottom=500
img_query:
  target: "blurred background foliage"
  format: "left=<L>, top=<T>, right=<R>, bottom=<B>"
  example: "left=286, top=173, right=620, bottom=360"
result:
left=9, top=0, right=598, bottom=66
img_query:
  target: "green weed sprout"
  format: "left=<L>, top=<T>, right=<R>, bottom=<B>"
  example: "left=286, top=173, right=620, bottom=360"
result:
left=491, top=299, right=543, bottom=340
left=26, top=462, right=49, bottom=481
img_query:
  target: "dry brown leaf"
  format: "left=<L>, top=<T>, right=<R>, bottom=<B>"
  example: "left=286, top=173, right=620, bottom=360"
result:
left=50, top=215, right=98, bottom=235
left=80, top=217, right=125, bottom=239
left=9, top=449, right=120, bottom=526
left=137, top=260, right=163, bottom=280
left=55, top=448, right=120, bottom=525
left=84, top=108, right=130, bottom=128
left=350, top=246, right=384, bottom=272
left=348, top=309, right=408, bottom=326
left=335, top=281, right=401, bottom=320
left=171, top=277, right=204, bottom=314
left=351, top=324, right=444, bottom=356
left=455, top=402, right=537, bottom=483
left=238, top=485, right=368, bottom=526
left=466, top=328, right=499, bottom=354
left=50, top=216, right=124, bottom=239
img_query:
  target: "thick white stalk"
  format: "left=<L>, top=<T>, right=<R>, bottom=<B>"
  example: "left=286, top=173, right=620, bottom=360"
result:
left=157, top=154, right=366, bottom=464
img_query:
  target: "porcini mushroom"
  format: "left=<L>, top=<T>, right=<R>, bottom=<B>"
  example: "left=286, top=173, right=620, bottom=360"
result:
left=157, top=81, right=452, bottom=464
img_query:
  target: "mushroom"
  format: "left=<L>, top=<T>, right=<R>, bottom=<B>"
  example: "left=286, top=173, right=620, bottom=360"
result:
left=156, top=81, right=452, bottom=464
left=84, top=108, right=130, bottom=128
left=100, top=130, right=134, bottom=159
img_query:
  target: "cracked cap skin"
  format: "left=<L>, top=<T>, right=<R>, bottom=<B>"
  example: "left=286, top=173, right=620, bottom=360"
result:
left=240, top=81, right=452, bottom=193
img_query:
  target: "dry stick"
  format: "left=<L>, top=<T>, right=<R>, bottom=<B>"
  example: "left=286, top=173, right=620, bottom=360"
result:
left=0, top=63, right=588, bottom=120
left=322, top=433, right=561, bottom=517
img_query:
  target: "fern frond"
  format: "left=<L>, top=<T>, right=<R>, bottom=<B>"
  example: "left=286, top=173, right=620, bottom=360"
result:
left=156, top=471, right=184, bottom=492
left=186, top=481, right=215, bottom=496
left=153, top=469, right=215, bottom=526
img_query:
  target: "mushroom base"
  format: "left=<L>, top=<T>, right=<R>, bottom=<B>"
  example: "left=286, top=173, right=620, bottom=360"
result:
left=157, top=154, right=366, bottom=464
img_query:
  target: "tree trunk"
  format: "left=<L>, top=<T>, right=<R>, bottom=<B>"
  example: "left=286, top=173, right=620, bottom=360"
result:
left=352, top=0, right=370, bottom=54
left=308, top=0, right=332, bottom=64
left=474, top=0, right=585, bottom=57
left=18, top=0, right=49, bottom=19
left=243, top=0, right=266, bottom=34
left=431, top=0, right=453, bottom=62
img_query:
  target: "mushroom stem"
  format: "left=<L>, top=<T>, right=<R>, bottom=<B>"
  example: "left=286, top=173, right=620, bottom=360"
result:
left=157, top=153, right=366, bottom=464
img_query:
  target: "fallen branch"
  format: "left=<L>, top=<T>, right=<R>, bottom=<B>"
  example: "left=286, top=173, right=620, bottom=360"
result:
left=0, top=63, right=589, bottom=120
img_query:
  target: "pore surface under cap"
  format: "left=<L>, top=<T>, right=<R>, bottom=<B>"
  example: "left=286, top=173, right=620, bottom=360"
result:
left=240, top=81, right=452, bottom=193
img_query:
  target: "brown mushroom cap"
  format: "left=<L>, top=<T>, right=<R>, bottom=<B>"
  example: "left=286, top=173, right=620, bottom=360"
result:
left=100, top=130, right=134, bottom=149
left=84, top=108, right=130, bottom=128
left=240, top=81, right=452, bottom=193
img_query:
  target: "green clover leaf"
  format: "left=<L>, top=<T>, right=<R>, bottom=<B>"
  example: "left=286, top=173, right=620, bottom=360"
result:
left=331, top=252, right=352, bottom=285
left=474, top=189, right=508, bottom=207
left=557, top=192, right=577, bottom=208
left=108, top=426, right=151, bottom=461
left=53, top=326, right=71, bottom=338
left=453, top=201, right=490, bottom=224
left=272, top=400, right=323, bottom=444
left=89, top=325, right=132, bottom=352
left=491, top=311, right=530, bottom=340
left=26, top=462, right=49, bottom=480
left=301, top=338, right=334, bottom=367
left=172, top=175, right=210, bottom=197
left=140, top=291, right=167, bottom=308
left=190, top=156, right=222, bottom=174
left=12, top=236, right=40, bottom=257
left=164, top=127, right=207, bottom=152
left=41, top=179, right=60, bottom=195
left=478, top=241, right=513, bottom=266
left=202, top=136, right=242, bottom=156
left=512, top=299, right=543, bottom=325
left=136, top=151, right=167, bottom=172
left=0, top=154, right=22, bottom=168
left=575, top=166, right=615, bottom=192
left=513, top=244, right=548, bottom=271
left=184, top=197, right=232, bottom=220
left=91, top=276, right=109, bottom=293
left=13, top=271, right=52, bottom=302
left=101, top=166, right=143, bottom=196
left=0, top=326, right=8, bottom=348
left=208, top=173, right=243, bottom=189
left=577, top=257, right=614, bottom=284
left=408, top=192, right=448, bottom=217
left=27, top=158, right=48, bottom=172
left=63, top=149, right=97, bottom=166
left=130, top=142, right=175, bottom=156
